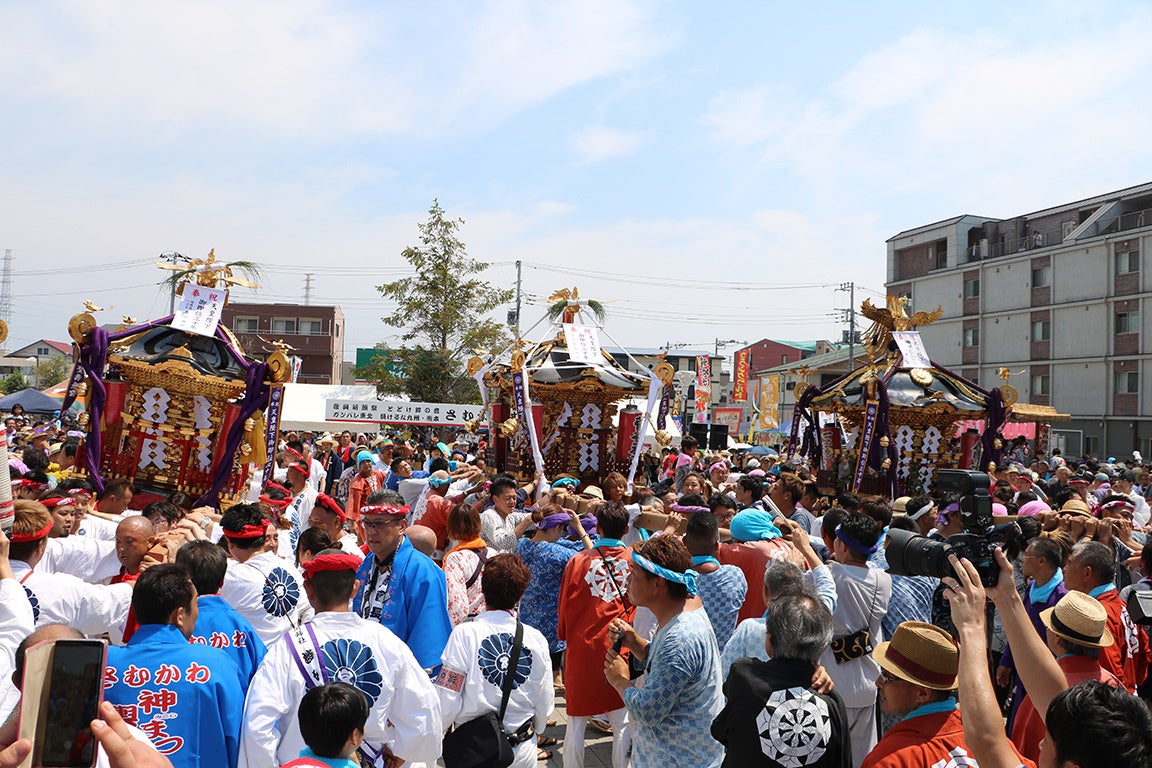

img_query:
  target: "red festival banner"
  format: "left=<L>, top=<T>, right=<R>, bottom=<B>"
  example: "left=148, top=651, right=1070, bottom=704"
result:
left=733, top=349, right=750, bottom=401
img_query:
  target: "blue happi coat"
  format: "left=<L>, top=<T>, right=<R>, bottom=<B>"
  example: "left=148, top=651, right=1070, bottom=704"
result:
left=189, top=595, right=268, bottom=691
left=353, top=535, right=451, bottom=671
left=105, top=623, right=245, bottom=768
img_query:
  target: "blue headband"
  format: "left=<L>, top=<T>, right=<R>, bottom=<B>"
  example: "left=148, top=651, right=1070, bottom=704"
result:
left=551, top=477, right=579, bottom=489
left=729, top=510, right=782, bottom=543
left=631, top=550, right=698, bottom=597
left=428, top=476, right=453, bottom=488
left=834, top=524, right=879, bottom=556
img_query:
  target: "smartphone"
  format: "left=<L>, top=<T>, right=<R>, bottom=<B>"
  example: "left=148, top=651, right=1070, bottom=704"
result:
left=19, top=638, right=108, bottom=768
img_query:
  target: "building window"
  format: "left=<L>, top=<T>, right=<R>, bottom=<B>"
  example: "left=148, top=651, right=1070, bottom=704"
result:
left=781, top=355, right=787, bottom=364
left=1116, top=371, right=1139, bottom=394
left=233, top=317, right=259, bottom=333
left=299, top=320, right=323, bottom=335
left=963, top=328, right=980, bottom=347
left=271, top=318, right=297, bottom=334
left=963, top=278, right=980, bottom=299
left=1031, top=320, right=1051, bottom=342
left=1031, top=374, right=1050, bottom=396
left=1031, top=265, right=1051, bottom=287
left=1116, top=247, right=1140, bottom=275
left=1117, top=310, right=1141, bottom=334
left=35, top=346, right=49, bottom=356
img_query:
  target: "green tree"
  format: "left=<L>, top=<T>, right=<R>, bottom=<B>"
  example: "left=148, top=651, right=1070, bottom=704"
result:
left=364, top=200, right=513, bottom=403
left=33, top=356, right=70, bottom=389
left=1, top=372, right=29, bottom=394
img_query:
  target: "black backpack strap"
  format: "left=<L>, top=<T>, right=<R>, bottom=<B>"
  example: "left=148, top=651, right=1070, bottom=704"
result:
left=465, top=548, right=488, bottom=590
left=498, top=620, right=524, bottom=724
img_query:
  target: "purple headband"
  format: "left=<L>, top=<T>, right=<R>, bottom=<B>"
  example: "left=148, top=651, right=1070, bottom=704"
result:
left=538, top=512, right=571, bottom=530
left=834, top=524, right=879, bottom=556
left=709, top=462, right=728, bottom=474
left=671, top=503, right=711, bottom=515
left=936, top=502, right=959, bottom=528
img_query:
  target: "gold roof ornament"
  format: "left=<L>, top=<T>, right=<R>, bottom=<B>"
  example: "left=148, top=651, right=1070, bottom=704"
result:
left=155, top=249, right=261, bottom=292
left=860, top=295, right=943, bottom=359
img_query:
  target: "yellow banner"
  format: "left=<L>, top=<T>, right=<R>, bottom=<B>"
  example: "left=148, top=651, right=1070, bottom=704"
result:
left=757, top=375, right=779, bottom=430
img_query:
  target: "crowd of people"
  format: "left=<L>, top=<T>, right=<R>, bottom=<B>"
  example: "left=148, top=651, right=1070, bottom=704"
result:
left=1, top=419, right=1152, bottom=768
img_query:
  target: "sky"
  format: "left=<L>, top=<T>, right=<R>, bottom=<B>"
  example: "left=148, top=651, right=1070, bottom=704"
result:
left=2, top=0, right=1151, bottom=368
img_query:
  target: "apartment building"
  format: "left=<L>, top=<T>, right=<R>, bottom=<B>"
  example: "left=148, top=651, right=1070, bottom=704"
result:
left=886, top=182, right=1152, bottom=457
left=221, top=302, right=345, bottom=384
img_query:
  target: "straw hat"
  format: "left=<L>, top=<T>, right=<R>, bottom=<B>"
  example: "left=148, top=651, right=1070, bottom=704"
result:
left=873, top=621, right=959, bottom=690
left=315, top=433, right=337, bottom=447
left=1060, top=499, right=1092, bottom=517
left=1040, top=591, right=1114, bottom=648
left=892, top=496, right=911, bottom=513
left=581, top=486, right=605, bottom=501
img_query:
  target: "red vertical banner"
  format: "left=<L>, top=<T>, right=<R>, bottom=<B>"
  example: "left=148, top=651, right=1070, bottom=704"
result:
left=733, top=349, right=750, bottom=401
left=694, top=355, right=712, bottom=424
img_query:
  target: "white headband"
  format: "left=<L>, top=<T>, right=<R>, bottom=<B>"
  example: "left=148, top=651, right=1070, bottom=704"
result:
left=905, top=500, right=935, bottom=521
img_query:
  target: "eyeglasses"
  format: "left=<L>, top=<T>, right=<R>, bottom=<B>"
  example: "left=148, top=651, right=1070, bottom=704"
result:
left=878, top=669, right=906, bottom=684
left=361, top=519, right=403, bottom=530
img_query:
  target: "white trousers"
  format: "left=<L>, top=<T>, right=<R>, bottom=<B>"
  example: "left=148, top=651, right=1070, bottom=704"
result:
left=562, top=707, right=630, bottom=768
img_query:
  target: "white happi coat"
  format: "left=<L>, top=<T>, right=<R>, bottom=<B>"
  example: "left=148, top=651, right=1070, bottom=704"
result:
left=74, top=513, right=120, bottom=540
left=436, top=610, right=554, bottom=768
left=240, top=611, right=442, bottom=768
left=337, top=533, right=364, bottom=559
left=10, top=560, right=131, bottom=642
left=41, top=535, right=122, bottom=584
left=219, top=553, right=313, bottom=648
left=0, top=578, right=35, bottom=720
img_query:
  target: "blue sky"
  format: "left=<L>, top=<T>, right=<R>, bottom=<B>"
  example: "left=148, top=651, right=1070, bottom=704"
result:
left=2, top=0, right=1151, bottom=363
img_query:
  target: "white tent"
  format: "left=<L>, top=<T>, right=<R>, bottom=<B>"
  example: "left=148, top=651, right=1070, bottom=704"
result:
left=278, top=383, right=404, bottom=432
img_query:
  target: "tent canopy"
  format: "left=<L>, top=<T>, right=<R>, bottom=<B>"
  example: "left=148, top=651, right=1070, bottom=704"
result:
left=0, top=387, right=64, bottom=414
left=279, top=383, right=404, bottom=433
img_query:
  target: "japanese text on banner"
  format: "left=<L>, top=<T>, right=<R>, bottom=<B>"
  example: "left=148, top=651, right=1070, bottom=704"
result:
left=171, top=284, right=227, bottom=338
left=324, top=399, right=479, bottom=427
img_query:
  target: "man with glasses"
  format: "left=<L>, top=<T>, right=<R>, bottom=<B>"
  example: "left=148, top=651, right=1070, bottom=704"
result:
left=353, top=489, right=452, bottom=674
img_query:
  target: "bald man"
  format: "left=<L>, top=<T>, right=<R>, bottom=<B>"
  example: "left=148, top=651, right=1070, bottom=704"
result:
left=405, top=524, right=437, bottom=558
left=112, top=517, right=156, bottom=585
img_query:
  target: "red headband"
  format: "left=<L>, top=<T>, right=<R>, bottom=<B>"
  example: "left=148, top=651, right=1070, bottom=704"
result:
left=314, top=494, right=346, bottom=521
left=258, top=495, right=291, bottom=509
left=1100, top=500, right=1135, bottom=513
left=288, top=461, right=310, bottom=478
left=15, top=479, right=48, bottom=490
left=284, top=447, right=305, bottom=462
left=42, top=497, right=78, bottom=509
left=302, top=553, right=362, bottom=578
left=223, top=523, right=268, bottom=539
left=265, top=482, right=291, bottom=496
left=360, top=504, right=409, bottom=517
left=11, top=519, right=54, bottom=543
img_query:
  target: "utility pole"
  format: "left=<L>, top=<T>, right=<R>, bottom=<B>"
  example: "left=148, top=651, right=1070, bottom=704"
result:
left=304, top=273, right=313, bottom=305
left=160, top=251, right=186, bottom=315
left=514, top=260, right=522, bottom=337
left=836, top=282, right=857, bottom=371
left=0, top=249, right=12, bottom=350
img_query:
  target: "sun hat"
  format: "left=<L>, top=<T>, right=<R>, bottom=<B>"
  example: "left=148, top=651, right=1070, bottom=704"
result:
left=892, top=496, right=911, bottom=513
left=1040, top=591, right=1114, bottom=648
left=873, top=621, right=959, bottom=690
left=1060, top=499, right=1092, bottom=517
left=581, top=486, right=605, bottom=501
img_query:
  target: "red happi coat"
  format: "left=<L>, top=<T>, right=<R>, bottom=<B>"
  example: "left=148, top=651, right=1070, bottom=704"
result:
left=1096, top=587, right=1150, bottom=692
left=862, top=709, right=1034, bottom=768
left=557, top=544, right=634, bottom=716
left=1011, top=654, right=1120, bottom=762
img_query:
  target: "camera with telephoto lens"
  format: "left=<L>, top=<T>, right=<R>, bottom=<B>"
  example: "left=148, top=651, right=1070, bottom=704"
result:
left=885, top=469, right=1019, bottom=587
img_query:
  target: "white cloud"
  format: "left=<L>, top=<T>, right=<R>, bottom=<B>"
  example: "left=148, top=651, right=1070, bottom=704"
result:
left=0, top=0, right=666, bottom=145
left=702, top=15, right=1152, bottom=215
left=570, top=125, right=643, bottom=163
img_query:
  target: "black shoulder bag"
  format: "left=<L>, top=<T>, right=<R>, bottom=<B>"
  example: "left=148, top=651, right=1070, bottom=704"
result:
left=442, top=620, right=524, bottom=768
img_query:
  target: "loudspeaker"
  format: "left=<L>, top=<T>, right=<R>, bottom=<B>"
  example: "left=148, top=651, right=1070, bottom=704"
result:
left=688, top=423, right=710, bottom=447
left=709, top=423, right=729, bottom=451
